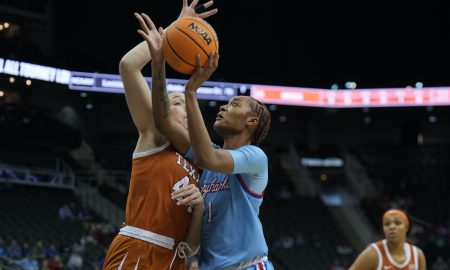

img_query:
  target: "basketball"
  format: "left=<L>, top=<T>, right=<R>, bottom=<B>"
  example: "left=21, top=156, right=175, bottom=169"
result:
left=162, top=16, right=219, bottom=75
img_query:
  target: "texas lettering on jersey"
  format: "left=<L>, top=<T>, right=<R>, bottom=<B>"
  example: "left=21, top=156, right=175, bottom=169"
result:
left=172, top=152, right=200, bottom=213
left=175, top=152, right=199, bottom=181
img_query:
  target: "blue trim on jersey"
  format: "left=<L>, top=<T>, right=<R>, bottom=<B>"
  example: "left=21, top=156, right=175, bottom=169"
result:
left=236, top=174, right=264, bottom=199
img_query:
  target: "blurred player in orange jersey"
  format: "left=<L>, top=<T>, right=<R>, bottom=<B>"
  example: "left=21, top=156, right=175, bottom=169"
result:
left=349, top=208, right=427, bottom=270
left=102, top=1, right=218, bottom=270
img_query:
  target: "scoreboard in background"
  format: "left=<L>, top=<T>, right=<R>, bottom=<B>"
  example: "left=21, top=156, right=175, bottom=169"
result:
left=68, top=72, right=242, bottom=101
left=251, top=85, right=450, bottom=108
left=0, top=57, right=242, bottom=101
left=2, top=57, right=450, bottom=108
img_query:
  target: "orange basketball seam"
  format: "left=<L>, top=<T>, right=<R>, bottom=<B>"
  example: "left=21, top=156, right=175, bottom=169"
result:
left=173, top=26, right=210, bottom=59
left=165, top=30, right=197, bottom=69
left=187, top=17, right=219, bottom=49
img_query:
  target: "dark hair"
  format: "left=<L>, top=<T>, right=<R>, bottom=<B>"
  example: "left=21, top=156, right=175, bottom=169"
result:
left=247, top=97, right=271, bottom=146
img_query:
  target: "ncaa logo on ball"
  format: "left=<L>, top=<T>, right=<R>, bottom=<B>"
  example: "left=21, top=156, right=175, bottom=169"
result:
left=187, top=22, right=212, bottom=45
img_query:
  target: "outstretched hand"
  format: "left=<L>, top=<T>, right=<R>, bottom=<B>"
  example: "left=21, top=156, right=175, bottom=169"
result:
left=178, top=0, right=218, bottom=20
left=185, top=51, right=219, bottom=94
left=171, top=184, right=204, bottom=210
left=134, top=12, right=165, bottom=66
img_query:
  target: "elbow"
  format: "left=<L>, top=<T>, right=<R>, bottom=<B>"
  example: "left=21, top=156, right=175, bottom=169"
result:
left=119, top=57, right=133, bottom=74
left=119, top=55, right=143, bottom=74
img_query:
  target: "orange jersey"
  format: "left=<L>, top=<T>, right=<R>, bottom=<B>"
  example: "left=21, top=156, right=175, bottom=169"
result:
left=103, top=142, right=200, bottom=270
left=125, top=142, right=199, bottom=240
left=370, top=240, right=419, bottom=270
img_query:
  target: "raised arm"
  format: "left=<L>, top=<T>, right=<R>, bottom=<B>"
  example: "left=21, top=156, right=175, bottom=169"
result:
left=135, top=13, right=191, bottom=155
left=135, top=1, right=218, bottom=155
left=184, top=53, right=236, bottom=173
left=119, top=39, right=163, bottom=150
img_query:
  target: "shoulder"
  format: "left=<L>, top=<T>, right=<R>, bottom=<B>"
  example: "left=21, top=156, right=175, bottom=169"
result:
left=132, top=141, right=171, bottom=159
left=365, top=244, right=380, bottom=259
left=413, top=245, right=427, bottom=270
left=359, top=244, right=380, bottom=264
left=349, top=245, right=379, bottom=270
left=229, top=145, right=268, bottom=168
left=134, top=131, right=167, bottom=154
left=415, top=246, right=426, bottom=260
left=233, top=145, right=267, bottom=159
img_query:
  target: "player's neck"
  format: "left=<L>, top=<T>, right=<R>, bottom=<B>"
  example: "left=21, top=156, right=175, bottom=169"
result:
left=386, top=240, right=404, bottom=255
left=222, top=134, right=251, bottom=150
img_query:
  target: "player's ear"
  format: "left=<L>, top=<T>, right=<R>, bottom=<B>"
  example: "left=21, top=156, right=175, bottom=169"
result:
left=246, top=115, right=259, bottom=127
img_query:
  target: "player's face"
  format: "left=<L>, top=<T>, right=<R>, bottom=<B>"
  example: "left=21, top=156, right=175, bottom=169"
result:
left=383, top=214, right=408, bottom=242
left=213, top=96, right=256, bottom=136
left=169, top=93, right=188, bottom=129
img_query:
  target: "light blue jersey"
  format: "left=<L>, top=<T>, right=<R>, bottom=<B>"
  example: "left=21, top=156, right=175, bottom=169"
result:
left=186, top=145, right=272, bottom=270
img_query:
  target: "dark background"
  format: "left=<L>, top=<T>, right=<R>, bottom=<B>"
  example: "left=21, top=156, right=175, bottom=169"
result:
left=1, top=2, right=450, bottom=269
left=1, top=0, right=450, bottom=150
left=2, top=0, right=449, bottom=89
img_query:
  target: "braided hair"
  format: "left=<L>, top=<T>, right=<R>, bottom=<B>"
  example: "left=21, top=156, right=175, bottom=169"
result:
left=247, top=97, right=271, bottom=146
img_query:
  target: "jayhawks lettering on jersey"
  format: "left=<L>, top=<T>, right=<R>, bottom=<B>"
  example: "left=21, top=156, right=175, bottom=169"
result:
left=186, top=144, right=269, bottom=270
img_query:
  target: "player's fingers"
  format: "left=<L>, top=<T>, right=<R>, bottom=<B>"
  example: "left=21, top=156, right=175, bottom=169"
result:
left=172, top=184, right=198, bottom=198
left=195, top=54, right=201, bottom=68
left=208, top=51, right=218, bottom=68
left=203, top=0, right=214, bottom=9
left=171, top=186, right=191, bottom=199
left=158, top=27, right=165, bottom=39
left=192, top=197, right=203, bottom=205
left=134, top=13, right=150, bottom=34
left=171, top=189, right=185, bottom=199
left=198, top=8, right=218, bottom=19
left=177, top=192, right=201, bottom=205
left=141, top=13, right=157, bottom=32
left=137, top=30, right=149, bottom=40
left=171, top=189, right=183, bottom=199
left=190, top=0, right=200, bottom=9
left=213, top=51, right=219, bottom=67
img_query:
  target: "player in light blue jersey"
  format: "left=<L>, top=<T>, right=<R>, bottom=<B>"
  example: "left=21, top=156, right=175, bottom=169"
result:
left=185, top=141, right=273, bottom=270
left=181, top=56, right=273, bottom=269
left=136, top=10, right=274, bottom=270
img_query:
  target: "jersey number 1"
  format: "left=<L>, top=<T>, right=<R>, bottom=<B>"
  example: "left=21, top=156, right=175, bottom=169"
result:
left=207, top=201, right=212, bottom=223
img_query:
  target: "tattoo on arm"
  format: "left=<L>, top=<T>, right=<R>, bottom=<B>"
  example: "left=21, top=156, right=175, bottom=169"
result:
left=155, top=67, right=170, bottom=118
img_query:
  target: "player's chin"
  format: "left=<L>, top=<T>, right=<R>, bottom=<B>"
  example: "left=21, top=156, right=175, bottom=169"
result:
left=180, top=119, right=188, bottom=130
left=213, top=120, right=224, bottom=131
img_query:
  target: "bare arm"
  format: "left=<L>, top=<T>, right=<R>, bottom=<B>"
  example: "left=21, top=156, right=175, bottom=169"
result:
left=172, top=184, right=204, bottom=256
left=184, top=90, right=234, bottom=173
left=418, top=248, right=426, bottom=270
left=348, top=246, right=378, bottom=270
left=119, top=40, right=164, bottom=151
left=183, top=206, right=203, bottom=256
left=134, top=13, right=191, bottom=154
left=151, top=62, right=191, bottom=154
left=134, top=1, right=218, bottom=155
left=184, top=53, right=235, bottom=173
